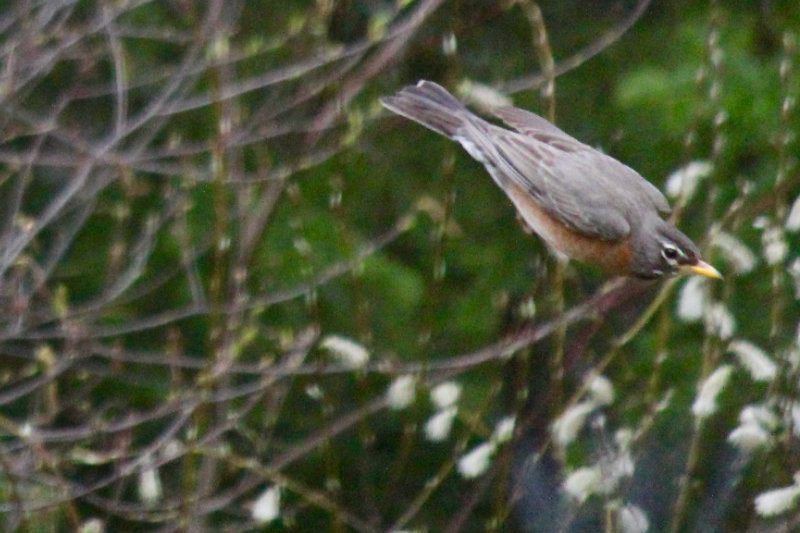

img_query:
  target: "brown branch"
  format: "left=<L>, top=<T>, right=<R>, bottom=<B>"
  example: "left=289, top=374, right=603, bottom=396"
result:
left=502, top=0, right=653, bottom=94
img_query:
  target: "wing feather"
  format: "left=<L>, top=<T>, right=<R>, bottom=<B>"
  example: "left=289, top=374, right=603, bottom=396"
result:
left=493, top=133, right=631, bottom=240
left=492, top=107, right=671, bottom=218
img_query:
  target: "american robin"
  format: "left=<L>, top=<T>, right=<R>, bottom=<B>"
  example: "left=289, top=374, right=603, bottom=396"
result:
left=381, top=81, right=721, bottom=280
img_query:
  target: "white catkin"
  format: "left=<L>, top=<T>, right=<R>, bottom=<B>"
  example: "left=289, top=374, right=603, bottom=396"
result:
left=618, top=504, right=649, bottom=533
left=740, top=404, right=778, bottom=429
left=712, top=231, right=757, bottom=274
left=728, top=403, right=776, bottom=452
left=786, top=194, right=800, bottom=231
left=677, top=276, right=706, bottom=322
left=728, top=423, right=770, bottom=452
left=441, top=32, right=457, bottom=56
left=320, top=335, right=370, bottom=368
left=792, top=403, right=800, bottom=438
left=552, top=401, right=597, bottom=448
left=492, top=416, right=516, bottom=444
left=305, top=383, right=324, bottom=400
left=564, top=466, right=602, bottom=502
left=664, top=161, right=712, bottom=199
left=705, top=303, right=736, bottom=340
left=386, top=375, right=417, bottom=410
left=461, top=79, right=513, bottom=110
left=78, top=519, right=105, bottom=533
left=762, top=226, right=788, bottom=265
left=755, top=483, right=800, bottom=517
left=457, top=442, right=497, bottom=479
left=788, top=258, right=800, bottom=299
left=138, top=455, right=162, bottom=505
left=423, top=407, right=457, bottom=442
left=430, top=381, right=461, bottom=409
left=588, top=375, right=615, bottom=406
left=692, top=365, right=733, bottom=418
left=728, top=340, right=777, bottom=382
left=252, top=486, right=281, bottom=523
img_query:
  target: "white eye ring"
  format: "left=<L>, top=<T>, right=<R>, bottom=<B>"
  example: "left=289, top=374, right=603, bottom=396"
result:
left=661, top=243, right=681, bottom=264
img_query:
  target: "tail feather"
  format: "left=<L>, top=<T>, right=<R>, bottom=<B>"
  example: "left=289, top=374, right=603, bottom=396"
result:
left=381, top=81, right=472, bottom=138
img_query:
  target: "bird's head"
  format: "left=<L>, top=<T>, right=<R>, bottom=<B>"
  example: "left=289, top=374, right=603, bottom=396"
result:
left=632, top=218, right=721, bottom=280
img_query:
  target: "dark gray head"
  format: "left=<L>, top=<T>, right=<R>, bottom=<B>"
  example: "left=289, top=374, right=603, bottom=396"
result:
left=631, top=217, right=721, bottom=280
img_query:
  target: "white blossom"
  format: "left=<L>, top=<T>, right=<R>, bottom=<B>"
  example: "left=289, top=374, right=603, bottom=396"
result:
left=588, top=375, right=615, bottom=406
left=492, top=416, right=516, bottom=444
left=138, top=456, right=162, bottom=505
left=305, top=383, right=324, bottom=400
left=665, top=161, right=712, bottom=199
left=728, top=340, right=777, bottom=382
left=441, top=32, right=457, bottom=56
left=790, top=403, right=800, bottom=438
left=786, top=194, right=800, bottom=232
left=705, top=303, right=735, bottom=340
left=79, top=519, right=105, bottom=533
left=564, top=435, right=636, bottom=504
left=564, top=466, right=603, bottom=502
left=595, top=449, right=636, bottom=496
left=762, top=226, right=788, bottom=265
left=677, top=276, right=706, bottom=322
left=740, top=404, right=779, bottom=429
left=598, top=430, right=634, bottom=494
left=618, top=504, right=649, bottom=533
left=692, top=365, right=733, bottom=418
left=789, top=258, right=800, bottom=299
left=755, top=482, right=800, bottom=517
left=728, top=423, right=770, bottom=452
left=552, top=401, right=597, bottom=448
left=457, top=441, right=497, bottom=479
left=615, top=428, right=634, bottom=450
left=386, top=375, right=417, bottom=410
left=424, top=407, right=457, bottom=442
left=430, top=381, right=461, bottom=409
left=787, top=345, right=800, bottom=371
left=712, top=232, right=757, bottom=274
left=19, top=423, right=34, bottom=438
left=655, top=390, right=674, bottom=412
left=293, top=237, right=312, bottom=256
left=460, top=80, right=513, bottom=110
left=728, top=403, right=776, bottom=452
left=321, top=335, right=370, bottom=368
left=162, top=439, right=183, bottom=460
left=518, top=296, right=536, bottom=318
left=252, top=486, right=281, bottom=523
left=753, top=216, right=770, bottom=229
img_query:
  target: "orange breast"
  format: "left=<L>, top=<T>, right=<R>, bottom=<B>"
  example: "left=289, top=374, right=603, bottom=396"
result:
left=506, top=184, right=633, bottom=275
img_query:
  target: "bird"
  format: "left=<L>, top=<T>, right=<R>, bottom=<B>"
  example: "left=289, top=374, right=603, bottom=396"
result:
left=381, top=80, right=721, bottom=280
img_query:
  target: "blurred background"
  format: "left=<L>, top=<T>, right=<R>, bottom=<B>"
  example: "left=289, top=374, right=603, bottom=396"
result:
left=0, top=0, right=799, bottom=531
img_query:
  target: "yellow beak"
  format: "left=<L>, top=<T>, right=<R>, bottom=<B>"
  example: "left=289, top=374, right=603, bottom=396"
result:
left=681, top=260, right=722, bottom=279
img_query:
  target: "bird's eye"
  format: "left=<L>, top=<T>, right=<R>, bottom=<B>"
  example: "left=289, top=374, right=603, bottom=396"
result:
left=661, top=244, right=680, bottom=262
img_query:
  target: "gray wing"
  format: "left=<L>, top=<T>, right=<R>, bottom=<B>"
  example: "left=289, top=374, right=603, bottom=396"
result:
left=493, top=131, right=632, bottom=240
left=492, top=106, right=571, bottom=137
left=492, top=107, right=671, bottom=219
left=458, top=118, right=670, bottom=241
